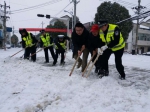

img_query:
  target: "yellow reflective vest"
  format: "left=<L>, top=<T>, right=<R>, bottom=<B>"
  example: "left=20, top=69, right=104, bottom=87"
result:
left=55, top=41, right=66, bottom=50
left=40, top=33, right=53, bottom=47
left=99, top=24, right=125, bottom=51
left=22, top=33, right=34, bottom=47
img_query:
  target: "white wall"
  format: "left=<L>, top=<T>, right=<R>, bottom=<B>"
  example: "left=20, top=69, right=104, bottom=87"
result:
left=127, top=23, right=150, bottom=53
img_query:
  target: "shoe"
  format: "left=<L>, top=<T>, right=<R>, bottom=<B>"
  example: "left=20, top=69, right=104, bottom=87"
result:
left=98, top=69, right=104, bottom=78
left=98, top=69, right=109, bottom=78
left=53, top=60, right=57, bottom=65
left=44, top=61, right=49, bottom=63
left=60, top=61, right=65, bottom=65
left=119, top=76, right=125, bottom=80
left=77, top=60, right=82, bottom=68
left=95, top=67, right=99, bottom=73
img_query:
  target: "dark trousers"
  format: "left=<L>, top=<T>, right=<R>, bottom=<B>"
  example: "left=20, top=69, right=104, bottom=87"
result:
left=25, top=46, right=36, bottom=62
left=99, top=48, right=125, bottom=78
left=74, top=48, right=89, bottom=72
left=44, top=46, right=55, bottom=62
left=55, top=49, right=65, bottom=63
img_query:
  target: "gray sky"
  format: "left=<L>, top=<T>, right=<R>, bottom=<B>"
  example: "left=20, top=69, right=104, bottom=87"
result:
left=0, top=0, right=150, bottom=38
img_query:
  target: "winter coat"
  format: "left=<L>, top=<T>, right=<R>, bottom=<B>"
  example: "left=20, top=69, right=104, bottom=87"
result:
left=88, top=32, right=105, bottom=53
left=54, top=36, right=70, bottom=52
left=40, top=33, right=53, bottom=48
left=21, top=30, right=38, bottom=48
left=71, top=27, right=89, bottom=54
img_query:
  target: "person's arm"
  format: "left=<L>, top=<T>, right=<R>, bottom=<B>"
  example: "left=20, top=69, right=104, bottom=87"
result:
left=40, top=38, right=43, bottom=48
left=55, top=38, right=65, bottom=51
left=30, top=33, right=38, bottom=44
left=84, top=30, right=89, bottom=49
left=88, top=33, right=94, bottom=52
left=107, top=27, right=120, bottom=48
left=50, top=36, right=53, bottom=44
left=72, top=32, right=79, bottom=51
left=21, top=39, right=25, bottom=48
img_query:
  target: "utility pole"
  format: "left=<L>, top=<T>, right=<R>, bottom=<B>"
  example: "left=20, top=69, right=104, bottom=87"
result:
left=73, top=0, right=76, bottom=27
left=72, top=0, right=80, bottom=27
left=0, top=1, right=10, bottom=51
left=132, top=0, right=145, bottom=54
left=41, top=21, right=44, bottom=29
left=12, top=26, right=14, bottom=35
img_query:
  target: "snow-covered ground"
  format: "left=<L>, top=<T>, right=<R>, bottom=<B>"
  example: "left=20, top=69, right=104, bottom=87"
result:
left=0, top=48, right=150, bottom=112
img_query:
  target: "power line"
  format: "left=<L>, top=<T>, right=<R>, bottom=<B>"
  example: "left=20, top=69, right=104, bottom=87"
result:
left=54, top=2, right=72, bottom=16
left=11, top=18, right=40, bottom=22
left=10, top=0, right=62, bottom=14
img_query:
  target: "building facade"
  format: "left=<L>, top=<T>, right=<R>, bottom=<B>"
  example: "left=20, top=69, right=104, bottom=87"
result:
left=126, top=23, right=150, bottom=54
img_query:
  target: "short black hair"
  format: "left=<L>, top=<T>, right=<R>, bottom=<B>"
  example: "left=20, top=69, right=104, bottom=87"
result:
left=40, top=29, right=45, bottom=33
left=22, top=29, right=27, bottom=33
left=75, top=22, right=84, bottom=28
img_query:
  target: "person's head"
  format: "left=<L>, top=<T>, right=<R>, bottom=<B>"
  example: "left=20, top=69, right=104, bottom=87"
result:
left=98, top=20, right=108, bottom=32
left=75, top=22, right=84, bottom=36
left=58, top=35, right=64, bottom=41
left=40, top=29, right=46, bottom=35
left=90, top=24, right=99, bottom=36
left=21, top=29, right=28, bottom=36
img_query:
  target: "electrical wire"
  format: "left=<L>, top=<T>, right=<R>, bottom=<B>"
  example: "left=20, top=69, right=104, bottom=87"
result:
left=10, top=0, right=62, bottom=14
left=54, top=1, right=72, bottom=17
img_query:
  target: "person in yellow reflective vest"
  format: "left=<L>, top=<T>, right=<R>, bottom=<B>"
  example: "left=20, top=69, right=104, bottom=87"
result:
left=97, top=20, right=126, bottom=80
left=40, top=30, right=56, bottom=64
left=53, top=35, right=70, bottom=65
left=20, top=29, right=38, bottom=62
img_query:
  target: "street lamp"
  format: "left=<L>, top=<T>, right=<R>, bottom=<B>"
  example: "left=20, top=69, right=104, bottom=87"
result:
left=64, top=10, right=74, bottom=32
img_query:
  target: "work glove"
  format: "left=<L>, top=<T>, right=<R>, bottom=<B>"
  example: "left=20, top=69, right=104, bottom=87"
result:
left=98, top=48, right=103, bottom=55
left=101, top=45, right=108, bottom=51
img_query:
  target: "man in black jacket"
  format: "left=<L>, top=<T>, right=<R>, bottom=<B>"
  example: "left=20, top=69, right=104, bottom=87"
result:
left=88, top=24, right=105, bottom=73
left=72, top=22, right=89, bottom=72
left=20, top=29, right=38, bottom=62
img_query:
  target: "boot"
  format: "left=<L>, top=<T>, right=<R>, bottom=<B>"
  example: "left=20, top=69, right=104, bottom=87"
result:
left=98, top=69, right=109, bottom=78
left=119, top=75, right=125, bottom=80
left=95, top=67, right=99, bottom=73
left=52, top=60, right=57, bottom=66
left=60, top=61, right=65, bottom=65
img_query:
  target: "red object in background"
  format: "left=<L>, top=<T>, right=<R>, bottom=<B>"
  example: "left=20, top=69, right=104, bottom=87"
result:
left=19, top=28, right=72, bottom=33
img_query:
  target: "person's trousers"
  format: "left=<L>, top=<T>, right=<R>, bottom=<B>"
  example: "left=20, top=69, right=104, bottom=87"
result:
left=44, top=46, right=55, bottom=62
left=100, top=48, right=125, bottom=78
left=55, top=49, right=65, bottom=63
left=25, top=46, right=36, bottom=62
left=74, top=48, right=89, bottom=72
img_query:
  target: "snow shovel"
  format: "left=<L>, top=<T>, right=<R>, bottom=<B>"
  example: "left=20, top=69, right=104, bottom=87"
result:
left=69, top=50, right=83, bottom=76
left=82, top=54, right=95, bottom=77
left=27, top=48, right=43, bottom=58
left=85, top=53, right=101, bottom=78
left=4, top=49, right=24, bottom=63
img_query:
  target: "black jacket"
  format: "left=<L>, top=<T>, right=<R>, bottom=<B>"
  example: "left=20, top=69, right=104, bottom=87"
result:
left=71, top=27, right=89, bottom=53
left=40, top=33, right=53, bottom=47
left=21, top=32, right=38, bottom=48
left=88, top=33, right=105, bottom=52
